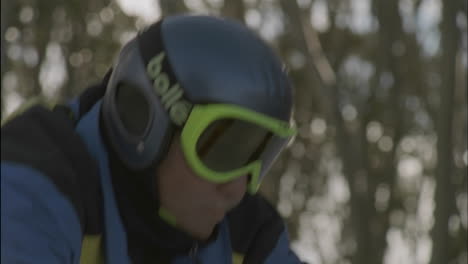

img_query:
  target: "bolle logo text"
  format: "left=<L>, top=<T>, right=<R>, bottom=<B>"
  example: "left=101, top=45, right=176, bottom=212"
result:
left=147, top=52, right=192, bottom=126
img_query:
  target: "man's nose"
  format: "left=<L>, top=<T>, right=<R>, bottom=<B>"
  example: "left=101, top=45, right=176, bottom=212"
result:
left=216, top=175, right=248, bottom=203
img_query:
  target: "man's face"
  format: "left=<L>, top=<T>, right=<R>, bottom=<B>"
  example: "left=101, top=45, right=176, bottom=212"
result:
left=156, top=134, right=248, bottom=240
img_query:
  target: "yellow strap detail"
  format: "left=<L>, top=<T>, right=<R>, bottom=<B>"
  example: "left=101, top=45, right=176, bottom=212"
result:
left=232, top=252, right=245, bottom=264
left=158, top=207, right=177, bottom=227
left=80, top=234, right=104, bottom=264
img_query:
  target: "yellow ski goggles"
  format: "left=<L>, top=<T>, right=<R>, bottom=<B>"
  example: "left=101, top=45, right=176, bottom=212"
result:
left=180, top=104, right=296, bottom=194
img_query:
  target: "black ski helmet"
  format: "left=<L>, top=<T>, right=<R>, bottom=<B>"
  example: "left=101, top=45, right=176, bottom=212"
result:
left=102, top=15, right=293, bottom=170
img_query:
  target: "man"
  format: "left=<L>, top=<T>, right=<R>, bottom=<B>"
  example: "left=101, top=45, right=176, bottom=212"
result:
left=1, top=15, right=304, bottom=263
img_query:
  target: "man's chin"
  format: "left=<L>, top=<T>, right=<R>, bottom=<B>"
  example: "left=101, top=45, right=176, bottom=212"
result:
left=188, top=223, right=218, bottom=241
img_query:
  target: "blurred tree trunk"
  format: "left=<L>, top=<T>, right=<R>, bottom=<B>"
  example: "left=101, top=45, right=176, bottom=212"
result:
left=159, top=0, right=187, bottom=16
left=221, top=0, right=245, bottom=21
left=370, top=0, right=407, bottom=263
left=1, top=0, right=6, bottom=77
left=453, top=30, right=468, bottom=261
left=430, top=0, right=458, bottom=263
left=1, top=0, right=8, bottom=118
left=279, top=0, right=338, bottom=243
left=279, top=0, right=331, bottom=118
left=30, top=3, right=52, bottom=97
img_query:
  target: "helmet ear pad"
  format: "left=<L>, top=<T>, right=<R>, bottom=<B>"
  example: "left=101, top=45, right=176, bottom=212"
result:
left=102, top=38, right=174, bottom=170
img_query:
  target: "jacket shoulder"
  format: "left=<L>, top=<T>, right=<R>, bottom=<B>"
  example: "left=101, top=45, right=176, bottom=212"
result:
left=1, top=162, right=84, bottom=263
left=1, top=105, right=102, bottom=234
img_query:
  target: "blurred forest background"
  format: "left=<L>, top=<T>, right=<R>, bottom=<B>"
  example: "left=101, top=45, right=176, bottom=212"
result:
left=1, top=0, right=467, bottom=263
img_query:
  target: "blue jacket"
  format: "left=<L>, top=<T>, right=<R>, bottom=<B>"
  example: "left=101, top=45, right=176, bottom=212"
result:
left=1, top=85, right=304, bottom=264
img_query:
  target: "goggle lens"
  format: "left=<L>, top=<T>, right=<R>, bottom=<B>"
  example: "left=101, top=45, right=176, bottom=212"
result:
left=196, top=118, right=273, bottom=172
